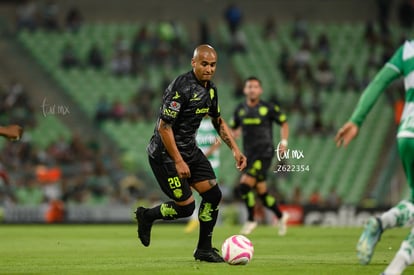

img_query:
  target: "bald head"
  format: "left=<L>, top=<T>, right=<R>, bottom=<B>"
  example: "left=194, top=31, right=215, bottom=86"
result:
left=191, top=44, right=217, bottom=85
left=193, top=44, right=217, bottom=59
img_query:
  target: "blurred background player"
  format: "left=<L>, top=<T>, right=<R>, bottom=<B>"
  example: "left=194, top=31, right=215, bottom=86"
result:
left=336, top=40, right=414, bottom=275
left=230, top=76, right=289, bottom=236
left=136, top=44, right=246, bottom=262
left=185, top=116, right=221, bottom=233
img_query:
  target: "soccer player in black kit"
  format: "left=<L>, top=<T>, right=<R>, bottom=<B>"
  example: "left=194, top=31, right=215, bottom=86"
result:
left=135, top=45, right=247, bottom=262
left=230, top=77, right=290, bottom=236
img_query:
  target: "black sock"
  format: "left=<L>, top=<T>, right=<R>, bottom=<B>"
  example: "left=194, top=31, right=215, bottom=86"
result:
left=197, top=185, right=222, bottom=250
left=144, top=201, right=195, bottom=222
left=259, top=192, right=282, bottom=219
left=239, top=183, right=255, bottom=222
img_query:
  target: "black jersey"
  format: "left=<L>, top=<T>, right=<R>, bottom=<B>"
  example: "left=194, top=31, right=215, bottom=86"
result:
left=147, top=71, right=220, bottom=161
left=230, top=100, right=287, bottom=158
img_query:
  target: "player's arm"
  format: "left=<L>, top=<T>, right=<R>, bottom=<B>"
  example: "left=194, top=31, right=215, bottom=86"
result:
left=272, top=103, right=289, bottom=151
left=212, top=116, right=246, bottom=171
left=229, top=107, right=242, bottom=138
left=279, top=121, right=289, bottom=152
left=335, top=62, right=401, bottom=147
left=158, top=119, right=190, bottom=178
left=0, top=125, right=23, bottom=140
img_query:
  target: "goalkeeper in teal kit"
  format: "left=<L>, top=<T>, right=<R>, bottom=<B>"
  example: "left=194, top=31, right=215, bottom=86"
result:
left=336, top=41, right=414, bottom=275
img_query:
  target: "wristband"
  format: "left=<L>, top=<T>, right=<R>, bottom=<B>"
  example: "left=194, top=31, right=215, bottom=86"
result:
left=280, top=139, right=288, bottom=147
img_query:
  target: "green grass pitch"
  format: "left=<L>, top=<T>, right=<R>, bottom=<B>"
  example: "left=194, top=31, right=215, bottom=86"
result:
left=0, top=224, right=412, bottom=274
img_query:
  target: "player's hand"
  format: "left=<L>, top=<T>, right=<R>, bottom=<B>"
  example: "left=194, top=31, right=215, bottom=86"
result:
left=2, top=125, right=23, bottom=140
left=233, top=150, right=247, bottom=171
left=335, top=122, right=359, bottom=147
left=175, top=159, right=191, bottom=178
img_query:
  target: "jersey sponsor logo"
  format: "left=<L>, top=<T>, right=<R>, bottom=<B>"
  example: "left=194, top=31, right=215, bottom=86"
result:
left=259, top=106, right=268, bottom=116
left=195, top=107, right=210, bottom=114
left=190, top=92, right=201, bottom=101
left=172, top=91, right=181, bottom=99
left=242, top=118, right=261, bottom=125
left=163, top=108, right=178, bottom=118
left=169, top=101, right=181, bottom=111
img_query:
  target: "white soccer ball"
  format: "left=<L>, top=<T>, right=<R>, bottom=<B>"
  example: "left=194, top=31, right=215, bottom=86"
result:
left=221, top=235, right=254, bottom=265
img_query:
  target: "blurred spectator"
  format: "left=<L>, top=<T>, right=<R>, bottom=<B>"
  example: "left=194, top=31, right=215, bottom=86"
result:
left=131, top=26, right=152, bottom=73
left=61, top=43, right=80, bottom=69
left=263, top=16, right=277, bottom=40
left=342, top=66, right=361, bottom=92
left=94, top=96, right=111, bottom=124
left=134, top=82, right=155, bottom=121
left=311, top=113, right=324, bottom=134
left=85, top=161, right=112, bottom=205
left=113, top=34, right=130, bottom=54
left=376, top=0, right=391, bottom=35
left=398, top=0, right=414, bottom=29
left=291, top=17, right=308, bottom=41
left=224, top=3, right=242, bottom=34
left=16, top=0, right=38, bottom=32
left=310, top=90, right=322, bottom=114
left=110, top=51, right=131, bottom=76
left=229, top=29, right=247, bottom=55
left=199, top=17, right=211, bottom=44
left=110, top=100, right=126, bottom=121
left=294, top=38, right=312, bottom=68
left=314, top=59, right=335, bottom=91
left=87, top=43, right=104, bottom=70
left=292, top=186, right=302, bottom=205
left=41, top=0, right=59, bottom=31
left=325, top=187, right=341, bottom=207
left=316, top=33, right=330, bottom=57
left=65, top=6, right=83, bottom=33
left=364, top=21, right=378, bottom=47
left=233, top=76, right=244, bottom=98
left=309, top=189, right=322, bottom=206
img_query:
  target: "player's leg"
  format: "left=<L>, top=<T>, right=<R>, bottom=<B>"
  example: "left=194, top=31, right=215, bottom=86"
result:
left=135, top=156, right=195, bottom=247
left=256, top=181, right=289, bottom=236
left=192, top=179, right=224, bottom=262
left=357, top=138, right=414, bottom=264
left=238, top=173, right=258, bottom=235
left=189, top=149, right=224, bottom=262
left=382, top=227, right=414, bottom=275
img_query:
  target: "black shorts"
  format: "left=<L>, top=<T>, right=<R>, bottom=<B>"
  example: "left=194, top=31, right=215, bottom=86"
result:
left=244, top=155, right=273, bottom=182
left=148, top=149, right=216, bottom=202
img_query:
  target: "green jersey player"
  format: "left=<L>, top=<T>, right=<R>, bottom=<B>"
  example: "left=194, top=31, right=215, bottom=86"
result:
left=335, top=40, right=414, bottom=275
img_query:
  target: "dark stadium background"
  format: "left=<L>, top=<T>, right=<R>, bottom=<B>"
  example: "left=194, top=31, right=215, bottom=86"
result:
left=0, top=0, right=411, bottom=225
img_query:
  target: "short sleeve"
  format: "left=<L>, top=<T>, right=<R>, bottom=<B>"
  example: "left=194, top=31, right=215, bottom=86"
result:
left=208, top=87, right=220, bottom=118
left=271, top=103, right=287, bottom=125
left=160, top=79, right=188, bottom=125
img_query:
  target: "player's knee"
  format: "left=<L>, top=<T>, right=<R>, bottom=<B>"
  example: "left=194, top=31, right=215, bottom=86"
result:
left=177, top=200, right=196, bottom=217
left=238, top=183, right=251, bottom=196
left=259, top=193, right=276, bottom=208
left=201, top=184, right=222, bottom=205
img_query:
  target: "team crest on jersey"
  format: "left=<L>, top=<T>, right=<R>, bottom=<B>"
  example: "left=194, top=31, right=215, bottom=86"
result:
left=259, top=106, right=268, bottom=116
left=169, top=101, right=181, bottom=111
